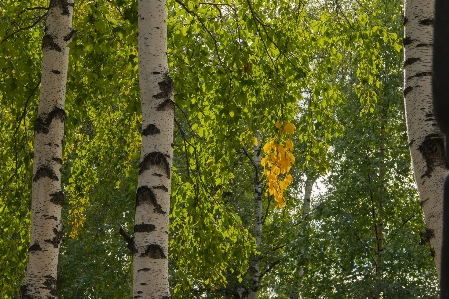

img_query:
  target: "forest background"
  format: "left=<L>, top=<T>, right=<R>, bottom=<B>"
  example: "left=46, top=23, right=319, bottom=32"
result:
left=0, top=0, right=441, bottom=298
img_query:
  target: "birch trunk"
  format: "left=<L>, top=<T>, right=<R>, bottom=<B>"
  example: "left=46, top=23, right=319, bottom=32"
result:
left=20, top=1, right=74, bottom=298
left=248, top=134, right=262, bottom=299
left=373, top=110, right=387, bottom=299
left=403, top=0, right=447, bottom=277
left=298, top=176, right=314, bottom=275
left=288, top=177, right=315, bottom=299
left=132, top=0, right=174, bottom=297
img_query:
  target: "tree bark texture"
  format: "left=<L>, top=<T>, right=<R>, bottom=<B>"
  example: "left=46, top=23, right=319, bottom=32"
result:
left=432, top=0, right=449, bottom=296
left=404, top=0, right=447, bottom=277
left=20, top=1, right=74, bottom=298
left=248, top=134, right=262, bottom=299
left=133, top=0, right=174, bottom=297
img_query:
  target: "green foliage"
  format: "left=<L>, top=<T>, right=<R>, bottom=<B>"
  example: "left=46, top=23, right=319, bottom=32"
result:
left=0, top=1, right=44, bottom=296
left=258, top=1, right=438, bottom=298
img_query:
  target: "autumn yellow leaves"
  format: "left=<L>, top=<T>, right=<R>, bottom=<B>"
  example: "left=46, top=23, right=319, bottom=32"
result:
left=260, top=121, right=295, bottom=208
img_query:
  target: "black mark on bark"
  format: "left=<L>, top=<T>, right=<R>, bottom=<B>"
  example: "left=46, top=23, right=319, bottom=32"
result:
left=416, top=72, right=432, bottom=77
left=142, top=124, right=161, bottom=136
left=431, top=246, right=436, bottom=257
left=51, top=70, right=61, bottom=74
left=418, top=133, right=449, bottom=178
left=29, top=243, right=42, bottom=252
left=45, top=142, right=59, bottom=147
left=44, top=227, right=64, bottom=248
left=419, top=18, right=433, bottom=26
left=50, top=191, right=64, bottom=206
left=34, top=107, right=66, bottom=134
left=403, top=36, right=413, bottom=46
left=20, top=284, right=32, bottom=299
left=153, top=185, right=169, bottom=192
left=52, top=157, right=63, bottom=164
left=141, top=244, right=166, bottom=259
left=420, top=228, right=435, bottom=245
left=139, top=152, right=170, bottom=178
left=136, top=186, right=166, bottom=214
left=420, top=198, right=429, bottom=207
left=44, top=215, right=58, bottom=220
left=407, top=71, right=432, bottom=80
left=134, top=223, right=156, bottom=233
left=403, top=86, right=413, bottom=97
left=404, top=58, right=420, bottom=67
left=42, top=35, right=62, bottom=52
left=153, top=173, right=163, bottom=177
left=50, top=0, right=73, bottom=15
left=153, top=73, right=174, bottom=100
left=138, top=268, right=150, bottom=272
left=43, top=275, right=57, bottom=296
left=403, top=16, right=408, bottom=25
left=33, top=166, right=59, bottom=182
left=425, top=113, right=435, bottom=122
left=156, top=99, right=175, bottom=111
left=63, top=28, right=76, bottom=42
left=152, top=72, right=161, bottom=74
left=417, top=43, right=432, bottom=47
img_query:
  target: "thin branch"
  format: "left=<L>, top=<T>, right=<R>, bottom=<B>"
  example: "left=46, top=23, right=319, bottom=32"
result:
left=2, top=13, right=47, bottom=44
left=246, top=0, right=303, bottom=73
left=174, top=117, right=194, bottom=184
left=12, top=79, right=41, bottom=180
left=0, top=174, right=17, bottom=195
left=18, top=6, right=49, bottom=16
left=174, top=0, right=224, bottom=66
left=199, top=2, right=230, bottom=6
left=260, top=259, right=281, bottom=280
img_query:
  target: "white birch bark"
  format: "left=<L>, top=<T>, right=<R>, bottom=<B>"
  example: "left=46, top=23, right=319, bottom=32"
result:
left=132, top=0, right=174, bottom=297
left=404, top=0, right=446, bottom=277
left=20, top=1, right=74, bottom=298
left=248, top=134, right=262, bottom=299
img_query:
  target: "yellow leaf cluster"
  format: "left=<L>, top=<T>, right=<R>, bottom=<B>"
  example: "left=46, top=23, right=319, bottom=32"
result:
left=275, top=121, right=295, bottom=135
left=68, top=207, right=86, bottom=238
left=284, top=122, right=295, bottom=134
left=261, top=135, right=295, bottom=208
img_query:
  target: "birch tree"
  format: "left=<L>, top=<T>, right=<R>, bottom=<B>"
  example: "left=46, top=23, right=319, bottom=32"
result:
left=20, top=0, right=74, bottom=298
left=131, top=0, right=174, bottom=297
left=403, top=0, right=447, bottom=276
left=432, top=0, right=449, bottom=295
left=248, top=134, right=262, bottom=299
